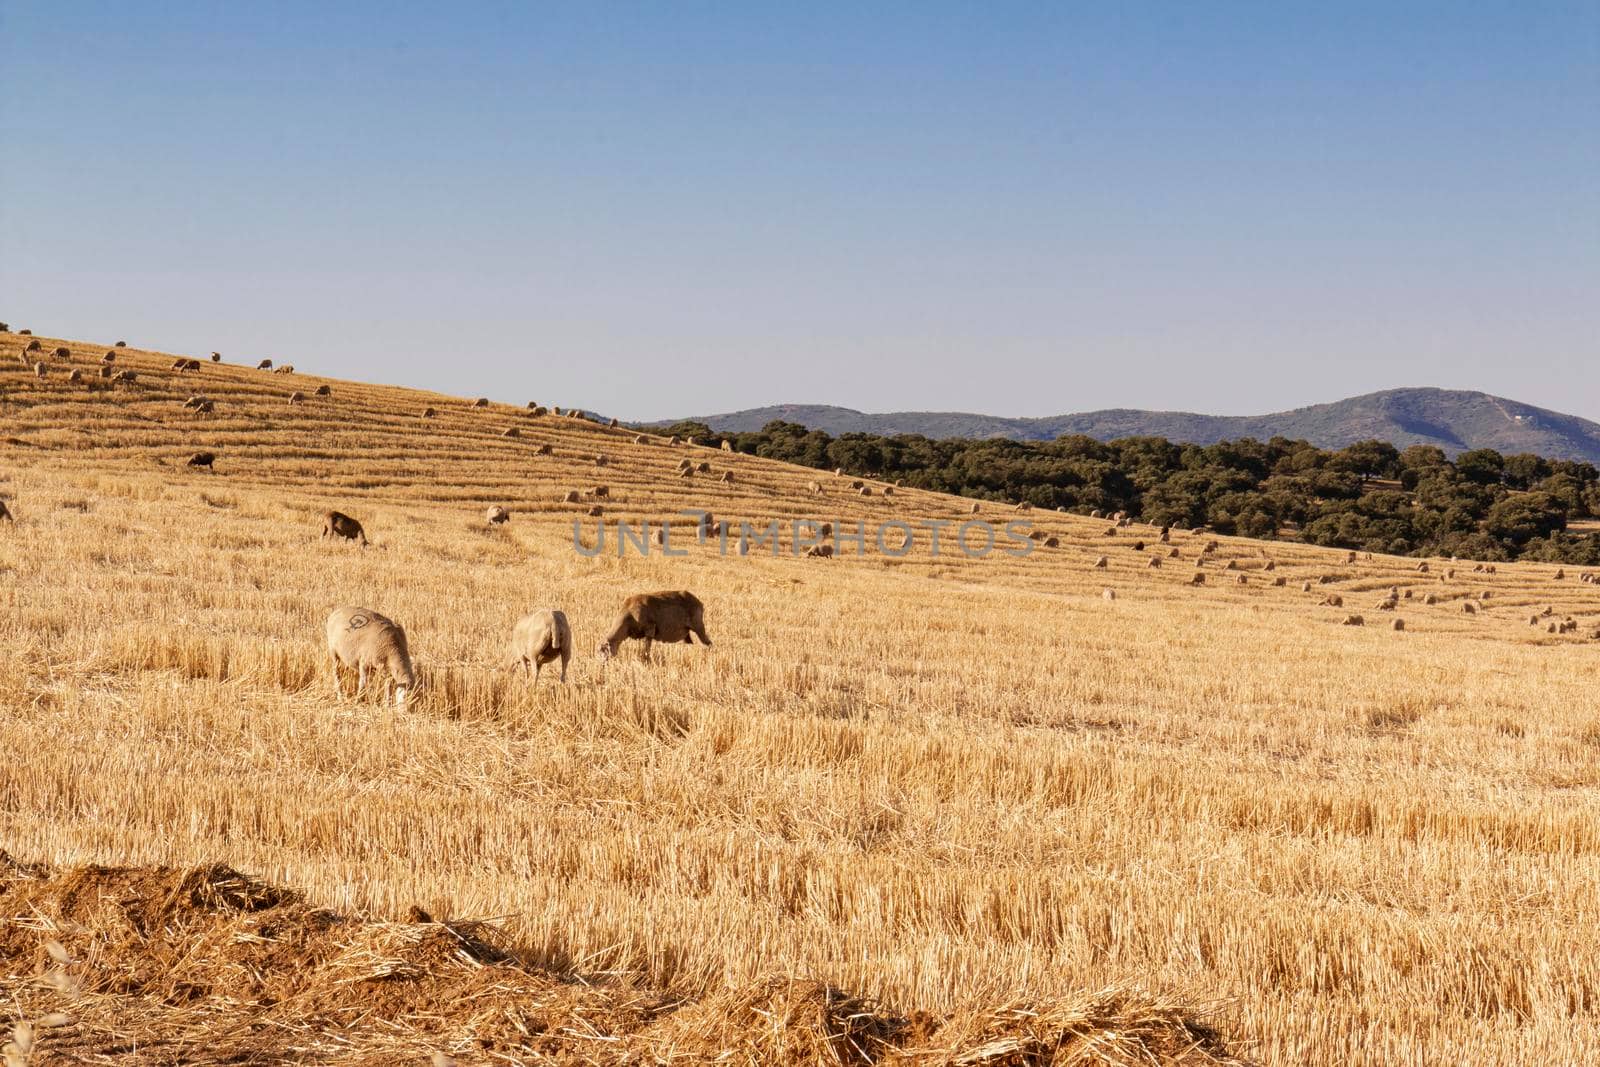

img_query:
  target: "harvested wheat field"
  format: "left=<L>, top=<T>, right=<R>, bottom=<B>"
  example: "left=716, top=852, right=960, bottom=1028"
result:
left=2, top=332, right=1599, bottom=1065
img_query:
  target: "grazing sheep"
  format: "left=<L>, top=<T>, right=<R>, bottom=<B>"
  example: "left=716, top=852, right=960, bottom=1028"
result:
left=1236, top=574, right=1248, bottom=585
left=187, top=451, right=216, bottom=470
left=668, top=436, right=682, bottom=447
left=1445, top=568, right=1455, bottom=580
left=529, top=406, right=549, bottom=416
left=1416, top=562, right=1430, bottom=573
left=1542, top=606, right=1555, bottom=617
left=1159, top=526, right=1171, bottom=543
left=257, top=359, right=273, bottom=370
left=17, top=330, right=29, bottom=336
left=679, top=467, right=694, bottom=479
left=848, top=479, right=864, bottom=490
left=1272, top=576, right=1286, bottom=587
left=1423, top=593, right=1437, bottom=605
left=1089, top=509, right=1103, bottom=519
left=171, top=358, right=188, bottom=371
left=1392, top=619, right=1406, bottom=631
left=101, top=351, right=115, bottom=364
left=1102, top=588, right=1116, bottom=601
left=596, top=454, right=609, bottom=467
left=420, top=407, right=437, bottom=418
left=486, top=505, right=511, bottom=525
left=1103, top=526, right=1116, bottom=537
left=1377, top=598, right=1398, bottom=611
left=1094, top=555, right=1108, bottom=569
left=635, top=434, right=649, bottom=445
left=113, top=369, right=137, bottom=382
left=23, top=339, right=40, bottom=352
left=818, top=522, right=833, bottom=538
left=719, top=471, right=734, bottom=484
left=609, top=417, right=619, bottom=427
left=33, top=361, right=46, bottom=378
left=587, top=504, right=603, bottom=517
left=1301, top=581, right=1313, bottom=592
left=721, top=440, right=732, bottom=451
left=858, top=486, right=872, bottom=497
left=502, top=427, right=521, bottom=438
left=1529, top=615, right=1541, bottom=626
left=1322, top=594, right=1345, bottom=607
left=117, top=341, right=128, bottom=348
left=1190, top=572, right=1205, bottom=586
left=1346, top=551, right=1358, bottom=564
left=288, top=391, right=305, bottom=405
left=1263, top=560, right=1275, bottom=571
left=1479, top=591, right=1492, bottom=601
left=1343, top=615, right=1364, bottom=626
left=535, top=443, right=553, bottom=456
left=509, top=609, right=571, bottom=684
left=195, top=399, right=215, bottom=413
left=1043, top=535, right=1059, bottom=548
left=808, top=481, right=823, bottom=495
left=52, top=346, right=70, bottom=361
left=1147, top=556, right=1162, bottom=568
left=1224, top=560, right=1238, bottom=571
left=326, top=607, right=416, bottom=706
left=1015, top=501, right=1032, bottom=512
left=597, top=590, right=711, bottom=662
left=882, top=486, right=894, bottom=496
left=472, top=397, right=488, bottom=408
left=1403, top=589, right=1413, bottom=599
left=1555, top=568, right=1566, bottom=580
left=1485, top=564, right=1497, bottom=574
left=806, top=544, right=834, bottom=558
left=591, top=486, right=610, bottom=498
left=274, top=364, right=295, bottom=375
left=1168, top=547, right=1180, bottom=558
left=969, top=502, right=980, bottom=514
left=322, top=510, right=368, bottom=545
left=211, top=352, right=221, bottom=361
left=677, top=458, right=694, bottom=471
left=315, top=384, right=331, bottom=396
left=99, top=365, right=113, bottom=379
left=562, top=490, right=580, bottom=503
left=1473, top=563, right=1484, bottom=573
left=68, top=369, right=82, bottom=382
left=1463, top=602, right=1477, bottom=615
left=1203, top=541, right=1218, bottom=554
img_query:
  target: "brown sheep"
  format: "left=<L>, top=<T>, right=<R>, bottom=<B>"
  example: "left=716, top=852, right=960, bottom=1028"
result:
left=1159, top=526, right=1171, bottom=543
left=1093, top=556, right=1108, bottom=569
left=117, top=341, right=129, bottom=348
left=509, top=609, right=571, bottom=685
left=679, top=467, right=694, bottom=479
left=52, top=346, right=70, bottom=361
left=315, top=384, right=331, bottom=396
left=806, top=544, right=834, bottom=558
left=68, top=369, right=82, bottom=382
left=591, top=486, right=610, bottom=498
left=562, top=490, right=580, bottom=503
left=171, top=358, right=188, bottom=371
left=595, top=454, right=610, bottom=467
left=530, top=406, right=549, bottom=416
left=1168, top=547, right=1180, bottom=558
left=848, top=479, right=864, bottom=490
left=1392, top=619, right=1406, bottom=631
left=1043, top=535, right=1059, bottom=548
left=1301, top=581, right=1313, bottom=592
left=882, top=486, right=894, bottom=496
left=587, top=505, right=604, bottom=517
left=1416, top=561, right=1430, bottom=573
left=472, top=397, right=488, bottom=408
left=322, top=510, right=368, bottom=545
left=1224, top=560, right=1238, bottom=571
left=1190, top=573, right=1205, bottom=586
left=0, top=499, right=11, bottom=522
left=1236, top=574, right=1248, bottom=585
left=187, top=451, right=216, bottom=470
left=113, top=369, right=137, bottom=382
left=194, top=399, right=215, bottom=413
left=635, top=434, right=649, bottom=445
left=719, top=471, right=734, bottom=484
left=1015, top=501, right=1032, bottom=512
left=609, top=417, right=619, bottom=427
left=1272, top=576, right=1287, bottom=587
left=486, top=505, right=511, bottom=525
left=1462, top=602, right=1477, bottom=615
left=1103, top=526, right=1116, bottom=537
left=1322, top=594, right=1344, bottom=607
left=256, top=359, right=273, bottom=370
left=597, top=590, right=710, bottom=662
left=969, top=502, right=980, bottom=514
left=1346, top=551, right=1358, bottom=564
left=23, top=339, right=41, bottom=352
left=1147, top=556, right=1162, bottom=568
left=1555, top=568, right=1566, bottom=580
left=858, top=486, right=872, bottom=497
left=502, top=427, right=521, bottom=438
left=101, top=351, right=116, bottom=364
left=1263, top=560, right=1275, bottom=571
left=99, top=366, right=114, bottom=379
left=1342, top=615, right=1364, bottom=626
left=211, top=352, right=221, bottom=361
left=534, top=443, right=553, bottom=456
left=326, top=607, right=415, bottom=706
left=288, top=391, right=305, bottom=405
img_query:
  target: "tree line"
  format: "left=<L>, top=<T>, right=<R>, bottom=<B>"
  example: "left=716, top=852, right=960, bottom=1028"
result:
left=656, top=420, right=1600, bottom=564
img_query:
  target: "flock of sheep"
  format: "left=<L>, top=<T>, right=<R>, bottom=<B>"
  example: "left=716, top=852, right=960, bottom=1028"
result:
left=325, top=590, right=711, bottom=707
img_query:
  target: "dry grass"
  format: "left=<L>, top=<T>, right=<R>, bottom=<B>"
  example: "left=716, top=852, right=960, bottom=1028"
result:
left=2, top=331, right=1600, bottom=1063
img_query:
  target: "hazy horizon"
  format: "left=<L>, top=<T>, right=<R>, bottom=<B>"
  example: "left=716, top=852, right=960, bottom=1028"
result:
left=3, top=3, right=1596, bottom=422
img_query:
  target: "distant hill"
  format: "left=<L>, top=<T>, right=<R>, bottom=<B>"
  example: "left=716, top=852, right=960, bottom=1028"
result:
left=669, top=389, right=1600, bottom=464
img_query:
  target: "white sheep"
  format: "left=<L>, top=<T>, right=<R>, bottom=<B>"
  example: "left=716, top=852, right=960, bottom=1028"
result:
left=509, top=609, right=571, bottom=684
left=325, top=607, right=416, bottom=706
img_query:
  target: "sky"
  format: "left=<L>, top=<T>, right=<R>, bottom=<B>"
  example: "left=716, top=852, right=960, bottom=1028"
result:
left=1, top=2, right=1596, bottom=422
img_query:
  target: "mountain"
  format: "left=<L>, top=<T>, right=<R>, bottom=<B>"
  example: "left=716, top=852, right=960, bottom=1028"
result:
left=667, top=389, right=1600, bottom=463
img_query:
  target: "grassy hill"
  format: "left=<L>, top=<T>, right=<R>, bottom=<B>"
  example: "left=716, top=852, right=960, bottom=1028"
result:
left=677, top=388, right=1600, bottom=461
left=3, top=329, right=1600, bottom=1064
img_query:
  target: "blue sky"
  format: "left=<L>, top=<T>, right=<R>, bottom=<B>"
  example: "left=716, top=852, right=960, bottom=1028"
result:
left=2, top=3, right=1595, bottom=421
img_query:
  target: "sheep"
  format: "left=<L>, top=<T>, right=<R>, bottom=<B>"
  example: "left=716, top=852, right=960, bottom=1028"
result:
left=117, top=341, right=128, bottom=348
left=1043, top=535, right=1059, bottom=548
left=1392, top=619, right=1406, bottom=631
left=669, top=436, right=682, bottom=447
left=635, top=435, right=650, bottom=445
left=1272, top=576, right=1287, bottom=587
left=609, top=417, right=619, bottom=428
left=1224, top=560, right=1238, bottom=571
left=1342, top=615, right=1364, bottom=626
left=1322, top=594, right=1344, bottom=607
left=1168, top=547, right=1180, bottom=558
left=194, top=399, right=215, bottom=413
left=1102, top=588, right=1116, bottom=601
left=486, top=505, right=511, bottom=525
left=502, top=427, right=521, bottom=438
left=33, top=361, right=46, bottom=378
left=1089, top=509, right=1103, bottom=519
left=1346, top=551, right=1358, bottom=564
left=834, top=467, right=844, bottom=476
left=677, top=458, right=694, bottom=471
left=1147, top=555, right=1162, bottom=568
left=808, top=481, right=823, bottom=495
left=178, top=394, right=207, bottom=409
left=1236, top=574, right=1248, bottom=585
left=322, top=510, right=368, bottom=545
left=1416, top=561, right=1430, bottom=573
left=211, top=352, right=221, bottom=361
left=101, top=351, right=116, bottom=364
left=591, top=486, right=610, bottom=498
left=597, top=590, right=710, bottom=662
left=52, top=346, right=70, bottom=361
left=1301, top=581, right=1312, bottom=592
left=509, top=609, right=571, bottom=684
left=806, top=544, right=834, bottom=558
left=418, top=407, right=437, bottom=419
left=1473, top=563, right=1484, bottom=573
left=1479, top=591, right=1492, bottom=601
left=23, top=339, right=40, bottom=352
left=1015, top=501, right=1032, bottom=512
left=1377, top=598, right=1398, bottom=611
left=848, top=479, right=864, bottom=490
left=530, top=406, right=549, bottom=416
left=1103, top=526, right=1116, bottom=537
left=315, top=384, right=331, bottom=396
left=969, top=502, right=980, bottom=514
left=858, top=486, right=872, bottom=496
left=99, top=366, right=113, bottom=379
left=471, top=397, right=488, bottom=408
left=68, top=369, right=82, bottom=382
left=719, top=471, right=734, bottom=484
left=288, top=391, right=305, bottom=405
left=326, top=607, right=416, bottom=706
left=1203, top=541, right=1218, bottom=554
left=171, top=358, right=188, bottom=371
left=1485, top=564, right=1497, bottom=575
left=882, top=485, right=894, bottom=496
left=721, top=440, right=732, bottom=452
left=587, top=505, right=604, bottom=517
left=187, top=451, right=216, bottom=470
left=1093, top=555, right=1108, bottom=569
left=17, top=330, right=29, bottom=336
left=274, top=364, right=295, bottom=374
left=1190, top=573, right=1205, bottom=586
left=818, top=522, right=833, bottom=538
left=1462, top=602, right=1477, bottom=615
left=257, top=359, right=273, bottom=370
left=1422, top=593, right=1437, bottom=606
left=595, top=454, right=610, bottom=467
left=562, top=490, right=580, bottom=503
left=113, top=369, right=138, bottom=382
left=679, top=467, right=694, bottom=479
left=1159, top=526, right=1171, bottom=543
left=1555, top=569, right=1566, bottom=580
left=534, top=443, right=553, bottom=456
left=1263, top=560, right=1275, bottom=571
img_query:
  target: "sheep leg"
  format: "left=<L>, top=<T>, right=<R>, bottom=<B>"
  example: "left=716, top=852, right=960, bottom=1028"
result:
left=533, top=660, right=543, bottom=686
left=559, top=648, right=569, bottom=683
left=640, top=637, right=653, bottom=661
left=356, top=663, right=368, bottom=700
left=330, top=654, right=345, bottom=700
left=691, top=623, right=712, bottom=646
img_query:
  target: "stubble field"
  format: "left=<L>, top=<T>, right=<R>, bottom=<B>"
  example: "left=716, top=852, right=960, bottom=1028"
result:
left=2, top=332, right=1598, bottom=1065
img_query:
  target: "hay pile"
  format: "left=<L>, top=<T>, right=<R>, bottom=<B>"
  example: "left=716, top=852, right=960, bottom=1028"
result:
left=0, top=855, right=1250, bottom=1065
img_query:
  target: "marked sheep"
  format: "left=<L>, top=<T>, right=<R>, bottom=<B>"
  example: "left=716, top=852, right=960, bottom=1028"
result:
left=187, top=451, right=216, bottom=470
left=326, top=607, right=416, bottom=706
left=486, top=506, right=511, bottom=525
left=969, top=502, right=980, bottom=514
left=509, top=609, right=571, bottom=684
left=256, top=359, right=273, bottom=370
left=315, top=384, right=331, bottom=396
left=322, top=510, right=368, bottom=545
left=635, top=435, right=649, bottom=445
left=597, top=590, right=710, bottom=662
left=420, top=407, right=437, bottom=418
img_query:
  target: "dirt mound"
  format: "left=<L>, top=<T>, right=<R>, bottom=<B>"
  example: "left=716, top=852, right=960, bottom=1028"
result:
left=0, top=855, right=1250, bottom=1065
